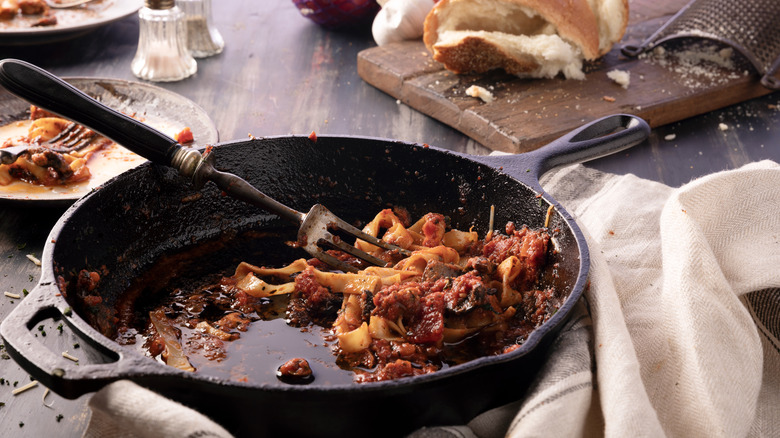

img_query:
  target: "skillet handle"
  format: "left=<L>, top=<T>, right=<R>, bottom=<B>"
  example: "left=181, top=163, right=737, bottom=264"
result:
left=0, top=59, right=181, bottom=167
left=523, top=114, right=650, bottom=179
left=0, top=283, right=169, bottom=399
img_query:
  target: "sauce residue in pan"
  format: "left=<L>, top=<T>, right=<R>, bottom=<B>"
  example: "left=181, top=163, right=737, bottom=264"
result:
left=64, top=209, right=566, bottom=385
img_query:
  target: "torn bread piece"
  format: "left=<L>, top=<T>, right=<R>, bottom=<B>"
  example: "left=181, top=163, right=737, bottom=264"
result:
left=423, top=0, right=628, bottom=79
left=466, top=85, right=495, bottom=102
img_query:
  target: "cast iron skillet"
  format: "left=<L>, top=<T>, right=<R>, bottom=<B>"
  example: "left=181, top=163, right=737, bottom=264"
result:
left=0, top=60, right=650, bottom=437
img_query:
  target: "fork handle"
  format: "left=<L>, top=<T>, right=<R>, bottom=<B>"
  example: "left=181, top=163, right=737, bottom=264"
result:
left=0, top=59, right=180, bottom=166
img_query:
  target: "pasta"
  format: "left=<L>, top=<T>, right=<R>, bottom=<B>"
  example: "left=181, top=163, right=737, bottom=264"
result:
left=105, top=208, right=562, bottom=383
left=0, top=106, right=112, bottom=186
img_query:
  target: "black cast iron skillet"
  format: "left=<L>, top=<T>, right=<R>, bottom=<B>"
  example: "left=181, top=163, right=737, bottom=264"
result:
left=0, top=59, right=650, bottom=437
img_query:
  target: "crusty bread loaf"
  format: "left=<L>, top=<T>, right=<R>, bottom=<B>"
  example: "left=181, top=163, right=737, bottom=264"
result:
left=423, top=0, right=628, bottom=79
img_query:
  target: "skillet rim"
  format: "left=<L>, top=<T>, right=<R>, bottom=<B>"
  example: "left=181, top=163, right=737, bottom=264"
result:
left=2, top=134, right=589, bottom=396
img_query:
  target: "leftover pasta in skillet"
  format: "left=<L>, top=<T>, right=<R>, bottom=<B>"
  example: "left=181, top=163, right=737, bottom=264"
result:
left=69, top=207, right=564, bottom=383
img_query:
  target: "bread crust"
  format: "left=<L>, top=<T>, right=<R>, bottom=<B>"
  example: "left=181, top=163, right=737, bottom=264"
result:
left=525, top=0, right=600, bottom=59
left=433, top=35, right=541, bottom=75
left=425, top=0, right=599, bottom=58
left=596, top=0, right=629, bottom=56
left=424, top=0, right=629, bottom=77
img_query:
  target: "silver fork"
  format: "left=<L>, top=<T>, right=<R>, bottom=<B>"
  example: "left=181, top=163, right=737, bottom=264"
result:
left=199, top=160, right=413, bottom=273
left=191, top=149, right=411, bottom=272
left=0, top=123, right=94, bottom=165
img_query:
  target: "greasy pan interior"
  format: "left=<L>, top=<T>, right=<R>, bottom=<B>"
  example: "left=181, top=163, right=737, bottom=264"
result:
left=5, top=135, right=589, bottom=437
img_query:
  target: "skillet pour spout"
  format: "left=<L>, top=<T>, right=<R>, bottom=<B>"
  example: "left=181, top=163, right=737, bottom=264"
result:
left=0, top=61, right=650, bottom=437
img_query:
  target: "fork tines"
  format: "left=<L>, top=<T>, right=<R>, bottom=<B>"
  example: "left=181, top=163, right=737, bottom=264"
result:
left=300, top=204, right=412, bottom=273
left=46, top=123, right=95, bottom=152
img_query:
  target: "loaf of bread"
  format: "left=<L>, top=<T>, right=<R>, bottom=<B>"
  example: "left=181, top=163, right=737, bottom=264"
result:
left=423, top=0, right=628, bottom=79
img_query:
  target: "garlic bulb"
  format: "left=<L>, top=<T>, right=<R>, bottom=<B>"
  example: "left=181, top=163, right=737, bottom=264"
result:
left=372, top=0, right=435, bottom=46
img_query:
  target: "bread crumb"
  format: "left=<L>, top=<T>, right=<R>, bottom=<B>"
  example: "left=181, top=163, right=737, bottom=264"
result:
left=466, top=85, right=494, bottom=103
left=718, top=123, right=728, bottom=131
left=27, top=254, right=41, bottom=266
left=602, top=95, right=616, bottom=102
left=664, top=134, right=676, bottom=141
left=607, top=69, right=630, bottom=89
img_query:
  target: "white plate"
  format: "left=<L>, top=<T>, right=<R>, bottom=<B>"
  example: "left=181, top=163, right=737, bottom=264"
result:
left=0, top=77, right=219, bottom=205
left=0, top=0, right=142, bottom=45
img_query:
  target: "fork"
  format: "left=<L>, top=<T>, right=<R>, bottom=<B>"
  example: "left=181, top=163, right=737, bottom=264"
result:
left=0, top=123, right=95, bottom=165
left=0, top=59, right=409, bottom=273
left=201, top=166, right=412, bottom=272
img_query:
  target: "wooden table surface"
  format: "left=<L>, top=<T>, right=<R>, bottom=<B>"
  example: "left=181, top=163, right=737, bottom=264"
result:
left=0, top=0, right=778, bottom=436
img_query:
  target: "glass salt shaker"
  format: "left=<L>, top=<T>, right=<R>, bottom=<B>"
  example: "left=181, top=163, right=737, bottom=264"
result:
left=131, top=0, right=197, bottom=82
left=176, top=0, right=224, bottom=58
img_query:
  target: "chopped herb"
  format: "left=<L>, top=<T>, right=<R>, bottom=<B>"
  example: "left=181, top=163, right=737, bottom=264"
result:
left=1, top=353, right=9, bottom=360
left=38, top=325, right=44, bottom=332
left=73, top=343, right=80, bottom=349
left=0, top=378, right=4, bottom=384
left=28, top=275, right=34, bottom=282
left=56, top=414, right=63, bottom=422
left=57, top=323, right=64, bottom=333
left=63, top=307, right=73, bottom=316
left=0, top=401, right=5, bottom=407
left=23, top=288, right=29, bottom=296
left=19, top=422, right=24, bottom=428
left=13, top=381, right=18, bottom=386
left=17, top=243, right=26, bottom=250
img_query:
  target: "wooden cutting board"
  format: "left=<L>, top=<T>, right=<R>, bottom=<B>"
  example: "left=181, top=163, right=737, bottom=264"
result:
left=357, top=0, right=776, bottom=152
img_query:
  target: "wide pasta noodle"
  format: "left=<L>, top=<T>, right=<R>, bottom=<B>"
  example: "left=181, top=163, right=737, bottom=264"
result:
left=149, top=309, right=195, bottom=372
left=497, top=256, right=524, bottom=307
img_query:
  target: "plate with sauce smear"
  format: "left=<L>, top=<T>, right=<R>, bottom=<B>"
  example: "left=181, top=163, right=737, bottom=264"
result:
left=0, top=77, right=218, bottom=205
left=0, top=0, right=142, bottom=45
